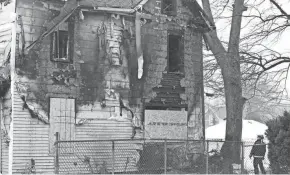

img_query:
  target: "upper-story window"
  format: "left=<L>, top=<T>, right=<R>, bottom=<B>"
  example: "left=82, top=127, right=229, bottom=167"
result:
left=168, top=31, right=184, bottom=73
left=52, top=30, right=68, bottom=61
left=161, top=0, right=177, bottom=16
left=51, top=21, right=73, bottom=62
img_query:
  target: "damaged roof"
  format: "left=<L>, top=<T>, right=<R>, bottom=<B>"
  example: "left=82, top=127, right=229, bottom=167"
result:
left=44, top=0, right=143, bottom=31
left=27, top=0, right=145, bottom=50
left=27, top=0, right=214, bottom=50
left=80, top=0, right=142, bottom=8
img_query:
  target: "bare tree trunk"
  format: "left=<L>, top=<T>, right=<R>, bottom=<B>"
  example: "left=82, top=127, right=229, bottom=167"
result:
left=202, top=0, right=246, bottom=173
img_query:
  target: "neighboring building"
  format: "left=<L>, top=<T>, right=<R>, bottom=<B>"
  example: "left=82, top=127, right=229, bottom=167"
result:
left=204, top=103, right=223, bottom=128
left=0, top=0, right=212, bottom=174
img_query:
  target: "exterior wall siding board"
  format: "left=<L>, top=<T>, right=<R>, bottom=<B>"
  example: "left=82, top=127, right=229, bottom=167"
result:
left=1, top=87, right=11, bottom=174
left=12, top=90, right=54, bottom=173
left=1, top=135, right=9, bottom=174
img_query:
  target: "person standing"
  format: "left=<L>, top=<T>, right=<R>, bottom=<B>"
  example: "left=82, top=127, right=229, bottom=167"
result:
left=249, top=135, right=266, bottom=174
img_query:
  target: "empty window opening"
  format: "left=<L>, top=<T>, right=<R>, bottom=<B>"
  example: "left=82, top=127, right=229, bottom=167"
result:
left=161, top=0, right=177, bottom=16
left=168, top=34, right=182, bottom=72
left=52, top=30, right=68, bottom=61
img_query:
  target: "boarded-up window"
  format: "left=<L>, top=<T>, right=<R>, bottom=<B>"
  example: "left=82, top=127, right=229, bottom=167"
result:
left=49, top=98, right=75, bottom=153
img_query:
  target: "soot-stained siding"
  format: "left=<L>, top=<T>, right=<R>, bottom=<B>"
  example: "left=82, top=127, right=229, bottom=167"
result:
left=142, top=0, right=203, bottom=112
left=10, top=0, right=206, bottom=173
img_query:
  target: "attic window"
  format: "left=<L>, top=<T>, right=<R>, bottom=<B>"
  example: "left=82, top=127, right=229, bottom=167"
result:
left=161, top=0, right=177, bottom=16
left=168, top=34, right=183, bottom=73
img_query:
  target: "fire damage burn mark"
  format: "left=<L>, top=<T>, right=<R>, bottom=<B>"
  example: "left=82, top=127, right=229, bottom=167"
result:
left=50, top=65, right=77, bottom=86
left=15, top=80, right=49, bottom=124
left=0, top=16, right=13, bottom=147
left=161, top=0, right=177, bottom=16
left=13, top=0, right=212, bottom=134
left=0, top=0, right=214, bottom=173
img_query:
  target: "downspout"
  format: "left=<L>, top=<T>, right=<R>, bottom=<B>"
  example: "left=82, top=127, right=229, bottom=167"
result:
left=135, top=12, right=143, bottom=79
left=134, top=0, right=149, bottom=79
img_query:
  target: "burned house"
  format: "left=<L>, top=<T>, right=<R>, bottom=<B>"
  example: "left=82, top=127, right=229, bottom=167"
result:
left=0, top=0, right=213, bottom=174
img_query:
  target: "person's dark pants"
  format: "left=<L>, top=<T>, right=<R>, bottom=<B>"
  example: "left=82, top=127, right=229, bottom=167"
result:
left=253, top=157, right=266, bottom=174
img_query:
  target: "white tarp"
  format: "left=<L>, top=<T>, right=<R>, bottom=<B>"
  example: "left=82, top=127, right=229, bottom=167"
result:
left=206, top=120, right=268, bottom=142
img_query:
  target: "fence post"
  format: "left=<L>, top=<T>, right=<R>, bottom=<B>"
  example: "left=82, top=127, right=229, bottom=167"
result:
left=205, top=140, right=209, bottom=174
left=112, top=141, right=115, bottom=174
left=54, top=132, right=59, bottom=174
left=241, top=142, right=245, bottom=173
left=164, top=139, right=167, bottom=174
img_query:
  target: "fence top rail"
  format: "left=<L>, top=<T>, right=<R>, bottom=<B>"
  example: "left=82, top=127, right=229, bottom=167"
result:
left=55, top=138, right=204, bottom=144
left=54, top=138, right=244, bottom=144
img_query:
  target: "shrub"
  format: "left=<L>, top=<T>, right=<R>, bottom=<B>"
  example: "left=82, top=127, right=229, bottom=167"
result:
left=265, top=111, right=290, bottom=174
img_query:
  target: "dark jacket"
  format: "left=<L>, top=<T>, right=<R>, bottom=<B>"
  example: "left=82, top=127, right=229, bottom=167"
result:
left=250, top=139, right=266, bottom=157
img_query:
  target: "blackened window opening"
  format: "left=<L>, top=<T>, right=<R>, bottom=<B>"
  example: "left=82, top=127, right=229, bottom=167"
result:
left=161, top=0, right=176, bottom=16
left=52, top=30, right=68, bottom=61
left=168, top=34, right=182, bottom=72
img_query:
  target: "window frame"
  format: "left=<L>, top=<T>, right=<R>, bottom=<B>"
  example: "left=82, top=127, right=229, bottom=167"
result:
left=51, top=30, right=69, bottom=61
left=50, top=19, right=74, bottom=63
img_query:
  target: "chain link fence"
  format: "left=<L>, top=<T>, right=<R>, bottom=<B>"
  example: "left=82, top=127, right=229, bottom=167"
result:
left=54, top=134, right=270, bottom=174
left=243, top=141, right=270, bottom=174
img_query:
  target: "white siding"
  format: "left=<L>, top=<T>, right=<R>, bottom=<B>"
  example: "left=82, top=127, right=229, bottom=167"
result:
left=12, top=89, right=54, bottom=174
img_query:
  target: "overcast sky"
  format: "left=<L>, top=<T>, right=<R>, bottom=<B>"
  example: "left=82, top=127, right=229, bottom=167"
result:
left=197, top=0, right=290, bottom=98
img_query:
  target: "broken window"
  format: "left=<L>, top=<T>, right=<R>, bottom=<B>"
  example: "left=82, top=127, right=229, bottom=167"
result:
left=49, top=98, right=75, bottom=153
left=161, top=0, right=177, bottom=16
left=50, top=21, right=73, bottom=62
left=51, top=30, right=68, bottom=61
left=168, top=33, right=183, bottom=73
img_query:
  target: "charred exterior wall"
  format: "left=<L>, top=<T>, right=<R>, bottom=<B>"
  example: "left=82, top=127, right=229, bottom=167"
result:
left=10, top=0, right=205, bottom=173
left=0, top=88, right=11, bottom=174
left=12, top=0, right=140, bottom=173
left=141, top=0, right=204, bottom=140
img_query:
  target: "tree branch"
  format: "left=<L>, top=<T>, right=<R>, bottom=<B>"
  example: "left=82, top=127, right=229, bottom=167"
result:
left=269, top=0, right=290, bottom=19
